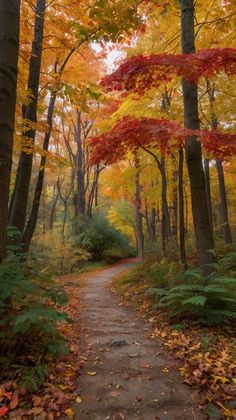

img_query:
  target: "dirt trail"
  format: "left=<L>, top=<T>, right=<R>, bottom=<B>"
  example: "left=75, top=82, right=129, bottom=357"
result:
left=75, top=260, right=204, bottom=420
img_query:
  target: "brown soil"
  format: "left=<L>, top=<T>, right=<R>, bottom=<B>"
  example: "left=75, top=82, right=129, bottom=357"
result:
left=75, top=260, right=205, bottom=420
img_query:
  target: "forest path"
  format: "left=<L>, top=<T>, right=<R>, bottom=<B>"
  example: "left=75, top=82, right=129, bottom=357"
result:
left=75, top=260, right=204, bottom=420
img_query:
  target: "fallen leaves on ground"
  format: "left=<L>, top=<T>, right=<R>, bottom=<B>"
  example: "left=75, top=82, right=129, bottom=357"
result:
left=0, top=276, right=85, bottom=418
left=113, top=275, right=236, bottom=419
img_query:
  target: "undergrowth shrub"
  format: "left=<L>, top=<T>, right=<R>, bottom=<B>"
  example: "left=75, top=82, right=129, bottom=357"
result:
left=147, top=251, right=236, bottom=325
left=117, top=258, right=178, bottom=288
left=76, top=215, right=134, bottom=261
left=0, top=240, right=72, bottom=389
left=32, top=225, right=90, bottom=275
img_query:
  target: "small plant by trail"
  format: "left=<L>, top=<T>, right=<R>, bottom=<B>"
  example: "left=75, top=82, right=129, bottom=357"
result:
left=147, top=250, right=236, bottom=325
left=0, top=229, right=72, bottom=391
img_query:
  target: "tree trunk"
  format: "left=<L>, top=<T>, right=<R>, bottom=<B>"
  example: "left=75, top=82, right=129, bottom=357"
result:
left=134, top=158, right=144, bottom=261
left=159, top=158, right=172, bottom=255
left=49, top=185, right=58, bottom=230
left=0, top=0, right=20, bottom=261
left=178, top=149, right=187, bottom=269
left=149, top=207, right=156, bottom=241
left=204, top=159, right=213, bottom=233
left=206, top=80, right=232, bottom=246
left=216, top=159, right=232, bottom=245
left=172, top=171, right=178, bottom=240
left=87, top=165, right=100, bottom=218
left=22, top=92, right=57, bottom=251
left=9, top=0, right=46, bottom=233
left=184, top=186, right=188, bottom=234
left=180, top=0, right=215, bottom=268
left=76, top=110, right=85, bottom=217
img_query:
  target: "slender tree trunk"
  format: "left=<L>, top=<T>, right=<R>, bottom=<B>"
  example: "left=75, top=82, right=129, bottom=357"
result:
left=180, top=0, right=215, bottom=268
left=49, top=185, right=58, bottom=230
left=134, top=157, right=144, bottom=261
left=87, top=165, right=100, bottom=218
left=178, top=149, right=187, bottom=269
left=184, top=186, right=188, bottom=234
left=22, top=92, right=57, bottom=251
left=206, top=80, right=232, bottom=245
left=216, top=159, right=232, bottom=245
left=9, top=0, right=46, bottom=233
left=76, top=110, right=85, bottom=217
left=95, top=181, right=99, bottom=208
left=61, top=202, right=67, bottom=245
left=149, top=207, right=156, bottom=241
left=159, top=158, right=172, bottom=255
left=172, top=171, right=178, bottom=240
left=0, top=0, right=20, bottom=261
left=204, top=158, right=213, bottom=233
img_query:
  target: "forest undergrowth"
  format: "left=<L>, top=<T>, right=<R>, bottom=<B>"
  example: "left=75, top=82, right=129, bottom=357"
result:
left=0, top=262, right=107, bottom=419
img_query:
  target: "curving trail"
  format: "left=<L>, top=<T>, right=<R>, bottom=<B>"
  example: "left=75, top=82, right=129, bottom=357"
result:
left=75, top=260, right=205, bottom=420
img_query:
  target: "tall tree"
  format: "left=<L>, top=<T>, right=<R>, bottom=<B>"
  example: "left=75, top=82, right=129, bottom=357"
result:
left=9, top=0, right=46, bottom=233
left=179, top=0, right=215, bottom=267
left=0, top=0, right=20, bottom=261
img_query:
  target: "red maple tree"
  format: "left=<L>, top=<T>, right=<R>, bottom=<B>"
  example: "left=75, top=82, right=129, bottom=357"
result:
left=90, top=117, right=236, bottom=164
left=101, top=48, right=236, bottom=94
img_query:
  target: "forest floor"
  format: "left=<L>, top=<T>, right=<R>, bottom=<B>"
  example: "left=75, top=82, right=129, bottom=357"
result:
left=73, top=259, right=204, bottom=420
left=3, top=260, right=234, bottom=419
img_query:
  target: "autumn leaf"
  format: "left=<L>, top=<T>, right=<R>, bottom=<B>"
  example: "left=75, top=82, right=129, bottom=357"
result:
left=0, top=406, right=8, bottom=417
left=10, top=392, right=19, bottom=410
left=65, top=408, right=74, bottom=417
left=29, top=407, right=44, bottom=416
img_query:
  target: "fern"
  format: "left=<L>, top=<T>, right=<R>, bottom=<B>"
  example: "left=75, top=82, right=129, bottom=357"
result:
left=0, top=244, right=72, bottom=389
left=147, top=251, right=236, bottom=325
left=182, top=296, right=207, bottom=306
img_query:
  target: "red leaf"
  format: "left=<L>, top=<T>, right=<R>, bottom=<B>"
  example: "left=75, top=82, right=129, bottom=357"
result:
left=0, top=406, right=8, bottom=417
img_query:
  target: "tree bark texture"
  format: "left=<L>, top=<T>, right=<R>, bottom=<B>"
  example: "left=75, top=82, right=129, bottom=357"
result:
left=180, top=0, right=215, bottom=267
left=0, top=0, right=20, bottom=261
left=9, top=0, right=46, bottom=233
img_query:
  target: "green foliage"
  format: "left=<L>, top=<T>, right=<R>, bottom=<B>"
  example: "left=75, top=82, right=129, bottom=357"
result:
left=147, top=253, right=236, bottom=325
left=76, top=215, right=134, bottom=261
left=0, top=244, right=72, bottom=389
left=19, top=364, right=48, bottom=392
